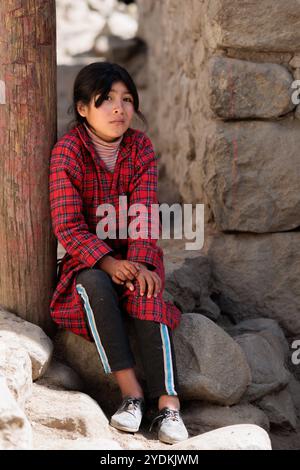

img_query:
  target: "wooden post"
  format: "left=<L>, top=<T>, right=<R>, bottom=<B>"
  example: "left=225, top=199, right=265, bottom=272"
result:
left=0, top=0, right=57, bottom=336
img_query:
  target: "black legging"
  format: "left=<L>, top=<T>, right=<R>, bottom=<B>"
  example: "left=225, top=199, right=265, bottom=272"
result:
left=75, top=268, right=180, bottom=400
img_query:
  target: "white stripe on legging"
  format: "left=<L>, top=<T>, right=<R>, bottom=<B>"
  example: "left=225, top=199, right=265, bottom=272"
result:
left=160, top=323, right=177, bottom=396
left=76, top=283, right=111, bottom=374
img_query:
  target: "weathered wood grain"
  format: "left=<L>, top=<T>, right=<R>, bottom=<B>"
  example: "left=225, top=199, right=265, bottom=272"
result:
left=0, top=0, right=57, bottom=336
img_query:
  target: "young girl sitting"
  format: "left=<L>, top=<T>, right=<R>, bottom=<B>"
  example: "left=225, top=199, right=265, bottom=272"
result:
left=49, top=62, right=188, bottom=445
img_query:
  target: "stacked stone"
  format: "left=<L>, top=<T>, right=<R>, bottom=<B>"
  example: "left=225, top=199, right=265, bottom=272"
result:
left=0, top=305, right=273, bottom=450
left=0, top=307, right=122, bottom=450
left=136, top=0, right=300, bottom=337
left=136, top=0, right=300, bottom=444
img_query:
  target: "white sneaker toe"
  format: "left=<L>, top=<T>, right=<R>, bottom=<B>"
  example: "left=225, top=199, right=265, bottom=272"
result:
left=150, top=407, right=189, bottom=444
left=110, top=396, right=145, bottom=433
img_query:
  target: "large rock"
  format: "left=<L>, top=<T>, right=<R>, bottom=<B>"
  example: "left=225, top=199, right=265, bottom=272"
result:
left=25, top=383, right=111, bottom=443
left=207, top=231, right=300, bottom=335
left=0, top=376, right=32, bottom=450
left=203, top=120, right=300, bottom=232
left=205, top=0, right=300, bottom=52
left=226, top=318, right=290, bottom=360
left=288, top=375, right=300, bottom=419
left=164, top=255, right=220, bottom=320
left=54, top=313, right=251, bottom=408
left=182, top=402, right=269, bottom=436
left=36, top=359, right=85, bottom=392
left=171, top=424, right=272, bottom=450
left=256, top=387, right=297, bottom=431
left=53, top=330, right=121, bottom=416
left=173, top=314, right=251, bottom=404
left=0, top=307, right=53, bottom=380
left=208, top=57, right=294, bottom=119
left=0, top=341, right=32, bottom=408
left=235, top=334, right=290, bottom=401
left=34, top=437, right=123, bottom=450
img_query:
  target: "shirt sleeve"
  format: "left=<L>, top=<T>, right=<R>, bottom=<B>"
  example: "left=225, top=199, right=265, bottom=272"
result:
left=49, top=142, right=113, bottom=267
left=126, top=134, right=162, bottom=270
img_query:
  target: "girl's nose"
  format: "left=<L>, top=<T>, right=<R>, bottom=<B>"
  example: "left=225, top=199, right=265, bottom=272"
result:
left=113, top=101, right=125, bottom=113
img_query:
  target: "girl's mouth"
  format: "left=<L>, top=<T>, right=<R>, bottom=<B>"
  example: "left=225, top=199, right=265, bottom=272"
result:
left=111, top=120, right=125, bottom=125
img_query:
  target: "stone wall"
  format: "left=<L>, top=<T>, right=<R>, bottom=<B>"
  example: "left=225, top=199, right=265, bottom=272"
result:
left=136, top=0, right=300, bottom=337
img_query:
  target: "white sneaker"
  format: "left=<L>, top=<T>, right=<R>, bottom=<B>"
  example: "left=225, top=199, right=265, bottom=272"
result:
left=149, top=407, right=189, bottom=444
left=110, top=396, right=145, bottom=433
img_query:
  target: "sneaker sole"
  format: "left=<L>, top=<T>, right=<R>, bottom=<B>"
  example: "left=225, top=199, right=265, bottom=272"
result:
left=158, top=431, right=188, bottom=445
left=110, top=421, right=139, bottom=433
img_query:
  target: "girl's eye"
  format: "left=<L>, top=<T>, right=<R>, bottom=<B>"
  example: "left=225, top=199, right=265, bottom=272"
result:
left=104, top=95, right=133, bottom=102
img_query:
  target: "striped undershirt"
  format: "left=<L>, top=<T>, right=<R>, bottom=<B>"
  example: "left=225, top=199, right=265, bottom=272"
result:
left=84, top=123, right=123, bottom=173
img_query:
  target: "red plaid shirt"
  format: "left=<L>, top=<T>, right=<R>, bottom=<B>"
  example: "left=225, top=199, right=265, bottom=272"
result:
left=49, top=123, right=181, bottom=341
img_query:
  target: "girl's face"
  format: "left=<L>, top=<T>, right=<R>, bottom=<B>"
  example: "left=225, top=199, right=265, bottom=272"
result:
left=77, top=81, right=135, bottom=142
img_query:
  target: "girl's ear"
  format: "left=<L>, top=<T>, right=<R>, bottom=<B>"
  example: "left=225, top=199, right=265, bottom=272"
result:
left=77, top=101, right=87, bottom=117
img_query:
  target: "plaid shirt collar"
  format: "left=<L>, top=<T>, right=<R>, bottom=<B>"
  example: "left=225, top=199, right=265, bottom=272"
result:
left=75, top=122, right=135, bottom=167
left=74, top=123, right=137, bottom=192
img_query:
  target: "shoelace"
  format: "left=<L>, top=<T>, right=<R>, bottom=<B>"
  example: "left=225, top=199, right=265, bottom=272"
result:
left=117, top=397, right=144, bottom=417
left=149, top=408, right=180, bottom=432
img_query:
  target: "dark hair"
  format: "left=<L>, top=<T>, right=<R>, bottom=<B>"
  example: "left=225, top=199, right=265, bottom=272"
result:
left=67, top=61, right=148, bottom=131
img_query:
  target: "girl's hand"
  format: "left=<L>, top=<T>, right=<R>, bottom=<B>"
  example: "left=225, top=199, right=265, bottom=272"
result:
left=98, top=255, right=140, bottom=286
left=133, top=263, right=162, bottom=299
left=98, top=256, right=162, bottom=298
